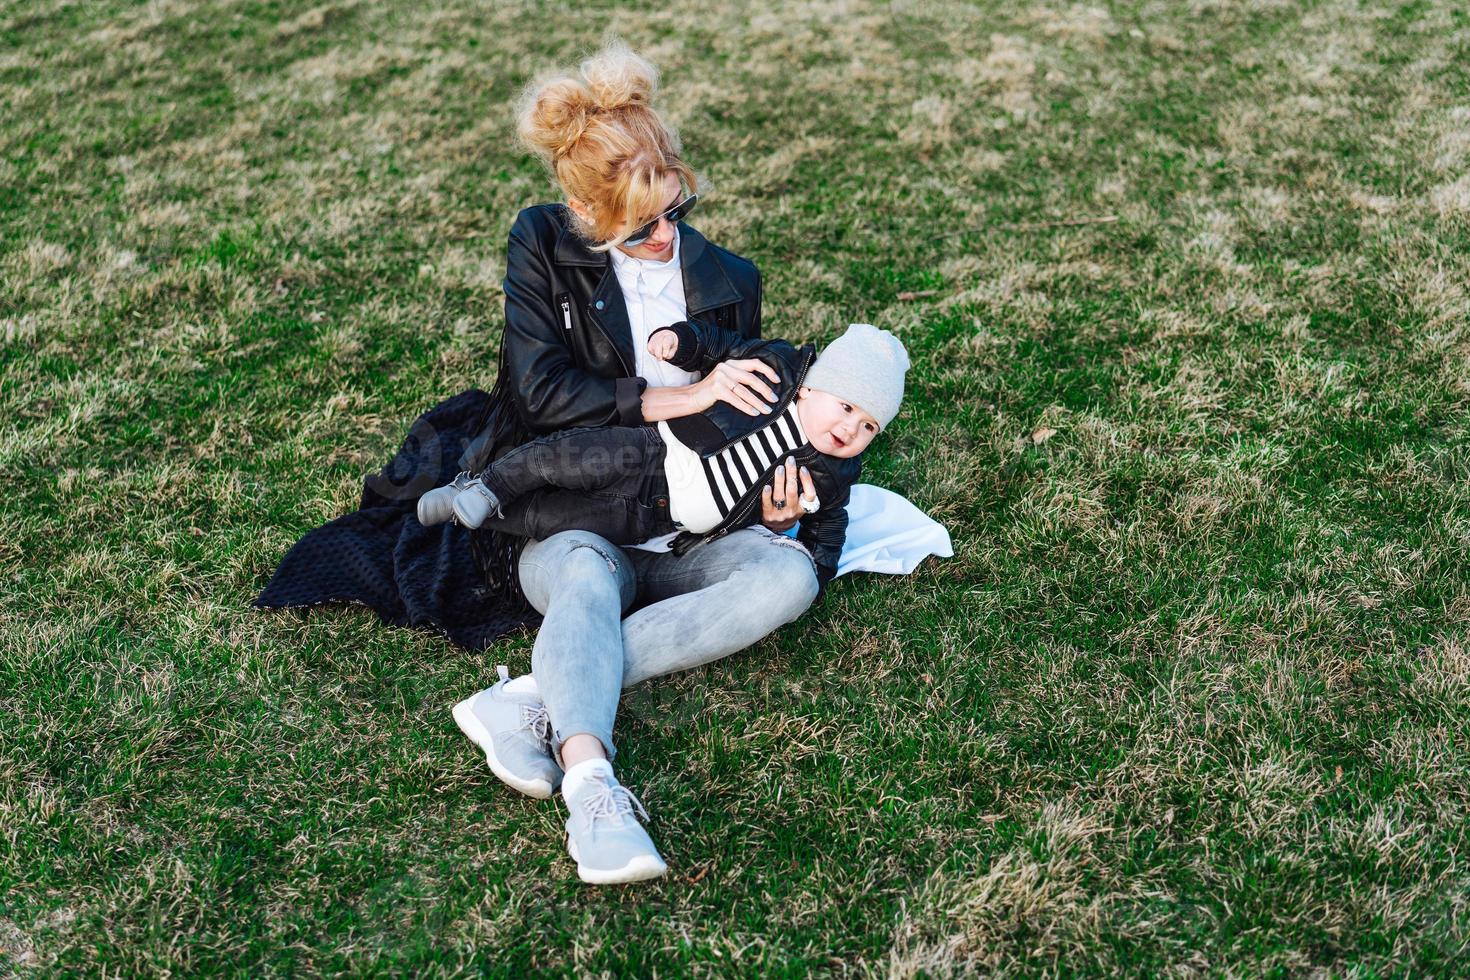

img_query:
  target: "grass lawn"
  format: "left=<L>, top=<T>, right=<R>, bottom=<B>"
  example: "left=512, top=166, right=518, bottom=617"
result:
left=5, top=0, right=1470, bottom=974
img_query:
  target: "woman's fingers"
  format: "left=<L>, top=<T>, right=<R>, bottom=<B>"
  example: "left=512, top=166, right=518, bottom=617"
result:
left=739, top=374, right=775, bottom=414
left=729, top=370, right=776, bottom=409
left=765, top=460, right=806, bottom=524
left=723, top=360, right=778, bottom=403
left=713, top=365, right=774, bottom=415
left=702, top=360, right=782, bottom=417
left=770, top=458, right=793, bottom=511
left=761, top=461, right=819, bottom=528
left=722, top=375, right=767, bottom=416
left=761, top=477, right=799, bottom=531
left=761, top=481, right=781, bottom=519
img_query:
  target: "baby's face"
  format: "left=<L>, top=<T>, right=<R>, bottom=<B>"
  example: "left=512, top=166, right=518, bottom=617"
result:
left=795, top=387, right=881, bottom=458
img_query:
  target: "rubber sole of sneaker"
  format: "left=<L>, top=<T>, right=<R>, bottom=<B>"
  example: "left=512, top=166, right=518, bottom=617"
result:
left=567, top=837, right=668, bottom=885
left=452, top=696, right=556, bottom=800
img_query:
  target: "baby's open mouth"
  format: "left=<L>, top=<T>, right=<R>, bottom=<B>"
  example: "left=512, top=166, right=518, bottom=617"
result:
left=830, top=433, right=847, bottom=448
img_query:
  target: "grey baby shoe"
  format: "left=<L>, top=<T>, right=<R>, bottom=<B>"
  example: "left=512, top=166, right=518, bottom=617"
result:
left=450, top=477, right=503, bottom=529
left=563, top=765, right=668, bottom=884
left=452, top=666, right=562, bottom=799
left=417, top=471, right=474, bottom=526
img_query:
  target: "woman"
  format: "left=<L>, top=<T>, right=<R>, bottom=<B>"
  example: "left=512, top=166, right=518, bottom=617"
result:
left=449, top=43, right=823, bottom=885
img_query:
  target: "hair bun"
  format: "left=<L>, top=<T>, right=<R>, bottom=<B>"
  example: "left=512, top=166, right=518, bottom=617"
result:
left=519, top=76, right=594, bottom=159
left=517, top=41, right=660, bottom=161
left=581, top=41, right=658, bottom=112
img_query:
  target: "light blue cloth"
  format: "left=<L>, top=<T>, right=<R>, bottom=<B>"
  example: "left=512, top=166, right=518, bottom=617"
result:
left=784, top=483, right=954, bottom=577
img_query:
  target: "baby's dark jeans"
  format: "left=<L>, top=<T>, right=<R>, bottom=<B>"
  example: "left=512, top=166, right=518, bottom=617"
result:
left=478, top=425, right=675, bottom=544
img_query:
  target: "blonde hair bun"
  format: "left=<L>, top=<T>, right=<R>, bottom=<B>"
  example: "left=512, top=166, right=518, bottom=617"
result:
left=518, top=42, right=659, bottom=161
left=582, top=42, right=657, bottom=113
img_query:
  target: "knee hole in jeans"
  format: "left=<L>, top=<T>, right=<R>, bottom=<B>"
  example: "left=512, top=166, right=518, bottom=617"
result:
left=566, top=540, right=621, bottom=576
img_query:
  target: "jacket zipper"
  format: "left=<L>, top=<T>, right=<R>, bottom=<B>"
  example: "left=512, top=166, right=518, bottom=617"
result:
left=683, top=447, right=820, bottom=554
left=558, top=294, right=572, bottom=332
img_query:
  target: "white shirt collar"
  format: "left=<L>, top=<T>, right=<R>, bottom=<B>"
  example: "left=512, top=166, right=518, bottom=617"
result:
left=609, top=229, right=682, bottom=295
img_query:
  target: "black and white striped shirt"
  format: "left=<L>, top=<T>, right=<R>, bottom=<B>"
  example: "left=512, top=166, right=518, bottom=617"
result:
left=658, top=401, right=809, bottom=533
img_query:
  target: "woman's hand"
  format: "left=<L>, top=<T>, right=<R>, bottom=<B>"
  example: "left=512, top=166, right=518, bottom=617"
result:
left=761, top=458, right=816, bottom=532
left=689, top=358, right=781, bottom=416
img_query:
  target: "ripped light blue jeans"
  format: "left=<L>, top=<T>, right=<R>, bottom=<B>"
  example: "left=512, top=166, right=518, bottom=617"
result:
left=516, top=526, right=820, bottom=764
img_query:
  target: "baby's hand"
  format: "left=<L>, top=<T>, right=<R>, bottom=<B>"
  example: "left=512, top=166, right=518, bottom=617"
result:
left=646, top=328, right=679, bottom=362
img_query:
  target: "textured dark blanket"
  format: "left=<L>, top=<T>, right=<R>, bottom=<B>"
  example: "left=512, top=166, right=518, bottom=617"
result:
left=253, top=388, right=540, bottom=649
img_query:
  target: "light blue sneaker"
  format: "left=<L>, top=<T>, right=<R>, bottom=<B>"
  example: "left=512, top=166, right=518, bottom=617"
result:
left=452, top=667, right=562, bottom=799
left=563, top=766, right=668, bottom=884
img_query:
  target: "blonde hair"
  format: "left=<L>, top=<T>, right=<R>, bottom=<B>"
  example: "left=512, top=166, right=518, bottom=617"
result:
left=517, top=42, right=698, bottom=251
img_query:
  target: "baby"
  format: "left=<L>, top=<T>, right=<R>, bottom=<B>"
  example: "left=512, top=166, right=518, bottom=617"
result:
left=418, top=321, right=909, bottom=592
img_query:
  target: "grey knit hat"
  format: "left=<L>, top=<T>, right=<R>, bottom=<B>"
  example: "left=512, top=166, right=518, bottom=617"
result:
left=803, top=323, right=910, bottom=430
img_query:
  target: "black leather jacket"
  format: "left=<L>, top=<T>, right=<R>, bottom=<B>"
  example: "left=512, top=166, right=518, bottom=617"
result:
left=458, top=204, right=762, bottom=472
left=655, top=320, right=861, bottom=591
left=459, top=203, right=764, bottom=595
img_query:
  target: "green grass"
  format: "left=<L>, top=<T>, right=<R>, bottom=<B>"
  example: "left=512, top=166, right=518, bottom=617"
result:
left=4, top=0, right=1470, bottom=974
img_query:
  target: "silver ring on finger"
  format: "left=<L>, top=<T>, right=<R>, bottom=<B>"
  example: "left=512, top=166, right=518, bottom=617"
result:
left=773, top=498, right=787, bottom=509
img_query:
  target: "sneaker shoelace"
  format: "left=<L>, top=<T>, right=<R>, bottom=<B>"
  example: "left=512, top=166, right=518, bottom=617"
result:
left=519, top=702, right=552, bottom=746
left=580, top=778, right=650, bottom=829
left=494, top=666, right=551, bottom=748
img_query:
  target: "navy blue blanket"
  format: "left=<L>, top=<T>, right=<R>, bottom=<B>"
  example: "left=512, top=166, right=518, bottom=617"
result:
left=253, top=388, right=540, bottom=649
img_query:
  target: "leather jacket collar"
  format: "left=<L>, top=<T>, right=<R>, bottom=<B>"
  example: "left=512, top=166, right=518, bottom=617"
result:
left=550, top=208, right=744, bottom=316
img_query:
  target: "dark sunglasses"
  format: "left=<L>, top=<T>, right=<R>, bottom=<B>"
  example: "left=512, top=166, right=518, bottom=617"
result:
left=622, top=193, right=699, bottom=247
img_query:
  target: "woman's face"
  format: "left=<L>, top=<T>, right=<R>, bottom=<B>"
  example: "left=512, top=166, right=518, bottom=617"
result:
left=616, top=171, right=683, bottom=260
left=577, top=171, right=683, bottom=262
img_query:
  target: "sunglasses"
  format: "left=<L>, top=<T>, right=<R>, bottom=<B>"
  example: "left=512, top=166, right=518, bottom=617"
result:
left=621, top=193, right=699, bottom=247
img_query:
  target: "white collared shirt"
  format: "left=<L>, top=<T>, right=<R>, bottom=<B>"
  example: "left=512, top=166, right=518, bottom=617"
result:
left=609, top=229, right=701, bottom=551
left=608, top=230, right=701, bottom=390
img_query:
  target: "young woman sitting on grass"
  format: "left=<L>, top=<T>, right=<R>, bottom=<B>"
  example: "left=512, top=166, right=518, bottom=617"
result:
left=448, top=42, right=833, bottom=885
